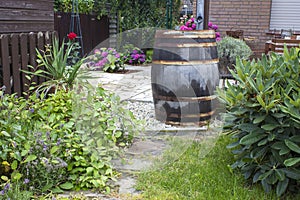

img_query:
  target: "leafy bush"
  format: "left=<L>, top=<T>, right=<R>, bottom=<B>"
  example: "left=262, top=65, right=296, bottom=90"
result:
left=217, top=47, right=300, bottom=197
left=217, top=36, right=252, bottom=75
left=122, top=44, right=147, bottom=65
left=86, top=48, right=124, bottom=72
left=0, top=85, right=140, bottom=196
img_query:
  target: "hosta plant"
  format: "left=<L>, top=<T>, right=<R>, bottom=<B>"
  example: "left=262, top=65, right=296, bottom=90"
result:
left=217, top=46, right=300, bottom=197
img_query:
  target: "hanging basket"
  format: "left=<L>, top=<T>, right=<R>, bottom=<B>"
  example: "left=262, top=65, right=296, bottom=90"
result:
left=226, top=27, right=244, bottom=39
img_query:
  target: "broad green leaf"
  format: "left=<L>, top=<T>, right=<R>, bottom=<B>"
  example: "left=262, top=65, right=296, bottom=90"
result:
left=59, top=182, right=74, bottom=190
left=52, top=187, right=64, bottom=193
left=1, top=176, right=8, bottom=181
left=50, top=146, right=60, bottom=154
left=253, top=115, right=266, bottom=124
left=290, top=135, right=300, bottom=143
left=12, top=172, right=22, bottom=180
left=240, top=132, right=267, bottom=146
left=238, top=123, right=259, bottom=132
left=284, top=140, right=300, bottom=154
left=23, top=155, right=37, bottom=163
left=284, top=157, right=300, bottom=167
left=276, top=178, right=289, bottom=197
left=261, top=124, right=278, bottom=131
left=1, top=131, right=10, bottom=137
left=282, top=168, right=300, bottom=180
left=42, top=183, right=53, bottom=192
left=271, top=142, right=286, bottom=150
left=275, top=169, right=285, bottom=181
left=11, top=160, right=18, bottom=170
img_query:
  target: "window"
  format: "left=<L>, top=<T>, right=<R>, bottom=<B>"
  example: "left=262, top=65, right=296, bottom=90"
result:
left=270, top=0, right=300, bottom=31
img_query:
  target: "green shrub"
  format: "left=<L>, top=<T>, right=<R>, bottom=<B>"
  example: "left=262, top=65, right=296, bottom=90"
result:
left=0, top=85, right=140, bottom=195
left=217, top=36, right=252, bottom=75
left=217, top=47, right=300, bottom=197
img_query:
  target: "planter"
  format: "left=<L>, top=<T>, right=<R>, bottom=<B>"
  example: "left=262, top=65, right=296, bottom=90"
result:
left=151, top=30, right=219, bottom=126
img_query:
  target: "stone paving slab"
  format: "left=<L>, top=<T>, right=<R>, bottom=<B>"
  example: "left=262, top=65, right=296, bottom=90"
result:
left=87, top=65, right=152, bottom=102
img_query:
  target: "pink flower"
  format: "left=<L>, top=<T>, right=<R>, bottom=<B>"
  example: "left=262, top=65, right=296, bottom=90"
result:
left=191, top=24, right=196, bottom=30
left=208, top=22, right=213, bottom=28
left=216, top=32, right=221, bottom=37
left=94, top=49, right=100, bottom=54
left=212, top=24, right=218, bottom=30
left=216, top=37, right=222, bottom=42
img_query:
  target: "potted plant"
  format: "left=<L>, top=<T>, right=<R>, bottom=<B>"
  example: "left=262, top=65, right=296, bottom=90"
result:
left=217, top=36, right=252, bottom=77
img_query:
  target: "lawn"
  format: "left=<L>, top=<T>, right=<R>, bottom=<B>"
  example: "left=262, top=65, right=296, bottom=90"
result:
left=135, top=135, right=299, bottom=200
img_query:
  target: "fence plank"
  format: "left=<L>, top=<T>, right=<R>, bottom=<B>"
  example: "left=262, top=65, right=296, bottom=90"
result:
left=0, top=34, right=11, bottom=94
left=37, top=32, right=45, bottom=83
left=11, top=34, right=22, bottom=96
left=29, top=32, right=38, bottom=84
left=20, top=33, right=29, bottom=93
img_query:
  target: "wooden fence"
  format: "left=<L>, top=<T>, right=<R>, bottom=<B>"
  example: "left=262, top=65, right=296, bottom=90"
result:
left=54, top=12, right=110, bottom=55
left=0, top=31, right=56, bottom=96
left=0, top=0, right=54, bottom=33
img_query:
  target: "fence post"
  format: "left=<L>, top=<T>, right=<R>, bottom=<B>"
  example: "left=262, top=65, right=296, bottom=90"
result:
left=0, top=35, right=11, bottom=94
left=11, top=34, right=22, bottom=96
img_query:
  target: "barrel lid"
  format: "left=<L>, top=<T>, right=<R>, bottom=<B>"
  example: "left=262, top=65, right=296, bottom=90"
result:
left=155, top=30, right=216, bottom=39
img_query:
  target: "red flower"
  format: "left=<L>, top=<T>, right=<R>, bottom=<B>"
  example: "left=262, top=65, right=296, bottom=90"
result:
left=67, top=32, right=77, bottom=40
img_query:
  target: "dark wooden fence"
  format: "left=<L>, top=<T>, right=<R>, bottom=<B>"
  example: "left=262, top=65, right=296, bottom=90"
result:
left=0, top=31, right=56, bottom=96
left=54, top=12, right=110, bottom=55
left=0, top=0, right=54, bottom=33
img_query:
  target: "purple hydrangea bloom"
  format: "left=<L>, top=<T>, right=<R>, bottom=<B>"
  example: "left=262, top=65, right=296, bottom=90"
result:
left=132, top=50, right=138, bottom=54
left=208, top=22, right=213, bottom=28
left=115, top=53, right=120, bottom=58
left=191, top=24, right=196, bottom=30
left=101, top=51, right=108, bottom=57
left=133, top=54, right=140, bottom=60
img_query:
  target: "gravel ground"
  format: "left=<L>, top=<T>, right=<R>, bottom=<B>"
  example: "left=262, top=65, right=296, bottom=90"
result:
left=123, top=100, right=223, bottom=132
left=123, top=100, right=173, bottom=131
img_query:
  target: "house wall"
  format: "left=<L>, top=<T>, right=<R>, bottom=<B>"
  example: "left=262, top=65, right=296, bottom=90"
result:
left=0, top=0, right=54, bottom=33
left=194, top=0, right=273, bottom=57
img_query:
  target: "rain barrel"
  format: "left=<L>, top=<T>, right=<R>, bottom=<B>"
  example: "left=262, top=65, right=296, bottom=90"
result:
left=151, top=30, right=219, bottom=126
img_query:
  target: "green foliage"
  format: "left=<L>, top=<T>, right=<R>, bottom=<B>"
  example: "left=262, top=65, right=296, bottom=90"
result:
left=217, top=36, right=252, bottom=75
left=54, top=0, right=182, bottom=30
left=0, top=181, right=32, bottom=200
left=54, top=0, right=95, bottom=14
left=217, top=47, right=300, bottom=197
left=136, top=135, right=286, bottom=199
left=0, top=85, right=140, bottom=195
left=24, top=36, right=86, bottom=95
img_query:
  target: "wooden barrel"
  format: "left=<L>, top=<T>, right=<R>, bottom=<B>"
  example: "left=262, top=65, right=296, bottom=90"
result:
left=151, top=30, right=219, bottom=126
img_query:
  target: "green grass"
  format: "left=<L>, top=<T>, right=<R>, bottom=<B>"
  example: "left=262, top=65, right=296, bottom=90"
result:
left=135, top=135, right=299, bottom=200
